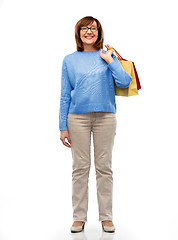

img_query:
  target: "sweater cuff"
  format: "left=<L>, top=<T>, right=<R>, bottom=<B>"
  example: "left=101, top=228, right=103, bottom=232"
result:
left=60, top=127, right=68, bottom=131
left=59, top=122, right=68, bottom=131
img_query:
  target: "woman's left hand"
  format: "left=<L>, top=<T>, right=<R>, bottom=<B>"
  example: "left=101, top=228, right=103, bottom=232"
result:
left=100, top=44, right=114, bottom=64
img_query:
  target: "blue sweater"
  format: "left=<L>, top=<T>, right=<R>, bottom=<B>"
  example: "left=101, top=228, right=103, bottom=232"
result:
left=59, top=49, right=132, bottom=131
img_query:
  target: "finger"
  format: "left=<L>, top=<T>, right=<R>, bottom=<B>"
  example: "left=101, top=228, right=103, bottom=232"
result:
left=61, top=137, right=69, bottom=145
left=106, top=44, right=112, bottom=51
left=65, top=143, right=71, bottom=148
left=107, top=44, right=113, bottom=50
left=63, top=140, right=71, bottom=148
left=67, top=137, right=71, bottom=143
left=65, top=137, right=71, bottom=145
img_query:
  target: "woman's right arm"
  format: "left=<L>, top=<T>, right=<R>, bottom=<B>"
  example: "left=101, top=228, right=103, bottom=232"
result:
left=59, top=56, right=72, bottom=147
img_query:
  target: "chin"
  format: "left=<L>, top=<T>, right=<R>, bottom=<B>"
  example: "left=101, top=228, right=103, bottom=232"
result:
left=84, top=41, right=95, bottom=45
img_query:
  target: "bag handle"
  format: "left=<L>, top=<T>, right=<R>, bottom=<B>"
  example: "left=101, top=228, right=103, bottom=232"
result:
left=107, top=47, right=125, bottom=61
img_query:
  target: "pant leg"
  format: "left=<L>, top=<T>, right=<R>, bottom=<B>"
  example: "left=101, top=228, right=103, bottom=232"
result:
left=92, top=112, right=117, bottom=222
left=67, top=113, right=92, bottom=222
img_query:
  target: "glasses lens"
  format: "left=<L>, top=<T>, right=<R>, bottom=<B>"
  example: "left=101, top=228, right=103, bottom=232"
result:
left=91, top=27, right=97, bottom=32
left=81, top=27, right=87, bottom=32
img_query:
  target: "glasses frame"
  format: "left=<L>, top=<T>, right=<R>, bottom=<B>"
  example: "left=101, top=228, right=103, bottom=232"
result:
left=80, top=26, right=99, bottom=32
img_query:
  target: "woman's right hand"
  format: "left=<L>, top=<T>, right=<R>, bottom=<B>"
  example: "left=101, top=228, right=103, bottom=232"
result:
left=60, top=130, right=71, bottom=148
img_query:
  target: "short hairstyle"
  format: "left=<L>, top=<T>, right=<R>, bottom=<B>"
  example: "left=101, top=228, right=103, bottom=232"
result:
left=75, top=16, right=104, bottom=51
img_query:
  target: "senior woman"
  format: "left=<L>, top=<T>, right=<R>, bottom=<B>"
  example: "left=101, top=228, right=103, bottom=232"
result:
left=59, top=16, right=132, bottom=233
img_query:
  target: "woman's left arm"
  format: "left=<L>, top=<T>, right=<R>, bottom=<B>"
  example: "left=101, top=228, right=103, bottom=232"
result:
left=100, top=45, right=132, bottom=88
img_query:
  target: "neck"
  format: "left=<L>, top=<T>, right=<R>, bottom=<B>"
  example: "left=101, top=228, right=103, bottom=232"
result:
left=83, top=44, right=98, bottom=52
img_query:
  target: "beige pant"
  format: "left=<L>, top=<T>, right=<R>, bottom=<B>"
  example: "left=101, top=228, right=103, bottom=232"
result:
left=67, top=112, right=117, bottom=222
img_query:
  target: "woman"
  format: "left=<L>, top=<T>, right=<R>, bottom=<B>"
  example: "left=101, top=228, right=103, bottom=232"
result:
left=59, top=16, right=132, bottom=233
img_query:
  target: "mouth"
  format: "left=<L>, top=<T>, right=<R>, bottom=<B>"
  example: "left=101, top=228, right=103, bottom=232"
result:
left=85, top=36, right=94, bottom=39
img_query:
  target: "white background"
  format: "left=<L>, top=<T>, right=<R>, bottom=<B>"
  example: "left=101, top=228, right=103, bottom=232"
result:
left=0, top=0, right=178, bottom=239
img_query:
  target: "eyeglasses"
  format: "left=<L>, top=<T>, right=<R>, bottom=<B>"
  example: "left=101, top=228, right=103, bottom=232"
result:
left=80, top=26, right=98, bottom=32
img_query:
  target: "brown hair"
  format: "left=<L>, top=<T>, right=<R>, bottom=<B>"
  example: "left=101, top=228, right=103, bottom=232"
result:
left=75, top=16, right=104, bottom=51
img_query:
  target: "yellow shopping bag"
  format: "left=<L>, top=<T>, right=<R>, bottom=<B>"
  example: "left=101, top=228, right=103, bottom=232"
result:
left=108, top=48, right=141, bottom=97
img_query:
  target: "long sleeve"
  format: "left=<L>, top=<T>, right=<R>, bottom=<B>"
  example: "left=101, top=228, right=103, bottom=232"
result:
left=59, top=57, right=73, bottom=131
left=108, top=54, right=132, bottom=88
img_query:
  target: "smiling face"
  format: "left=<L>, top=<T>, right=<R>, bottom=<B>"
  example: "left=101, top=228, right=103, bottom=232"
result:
left=80, top=20, right=98, bottom=51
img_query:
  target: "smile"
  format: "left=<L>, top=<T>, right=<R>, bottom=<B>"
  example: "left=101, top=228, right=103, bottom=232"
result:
left=85, top=36, right=94, bottom=39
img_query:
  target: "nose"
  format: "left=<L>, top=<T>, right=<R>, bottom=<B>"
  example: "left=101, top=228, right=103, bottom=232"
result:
left=86, top=28, right=92, bottom=33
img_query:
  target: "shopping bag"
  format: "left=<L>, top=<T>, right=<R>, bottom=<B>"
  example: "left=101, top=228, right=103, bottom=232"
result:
left=108, top=47, right=141, bottom=97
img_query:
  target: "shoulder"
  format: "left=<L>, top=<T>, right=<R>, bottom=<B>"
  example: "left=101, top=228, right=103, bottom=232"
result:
left=64, top=51, right=77, bottom=60
left=62, top=51, right=78, bottom=64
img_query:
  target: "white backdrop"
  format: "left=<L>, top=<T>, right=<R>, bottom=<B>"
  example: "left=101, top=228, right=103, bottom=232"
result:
left=0, top=0, right=178, bottom=239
